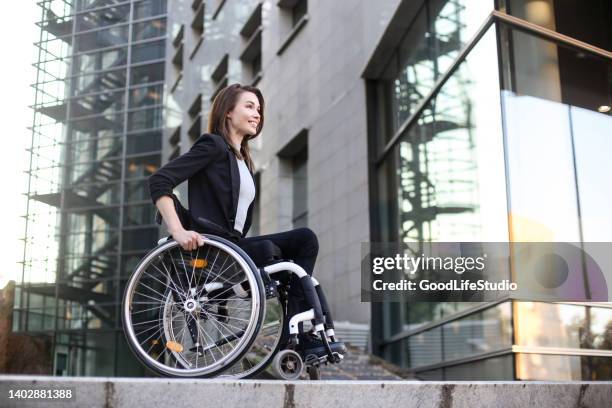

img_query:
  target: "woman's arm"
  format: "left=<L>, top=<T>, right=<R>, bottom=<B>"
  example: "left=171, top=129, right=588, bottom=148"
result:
left=155, top=196, right=204, bottom=250
left=149, top=134, right=223, bottom=204
left=149, top=134, right=223, bottom=250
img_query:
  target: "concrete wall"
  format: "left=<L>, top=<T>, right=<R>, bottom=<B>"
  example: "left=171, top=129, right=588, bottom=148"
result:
left=1, top=376, right=611, bottom=408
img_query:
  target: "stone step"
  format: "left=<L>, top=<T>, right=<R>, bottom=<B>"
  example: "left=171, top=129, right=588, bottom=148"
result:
left=1, top=376, right=610, bottom=408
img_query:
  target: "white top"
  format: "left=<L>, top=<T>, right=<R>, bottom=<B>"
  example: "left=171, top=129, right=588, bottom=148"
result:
left=234, top=158, right=256, bottom=234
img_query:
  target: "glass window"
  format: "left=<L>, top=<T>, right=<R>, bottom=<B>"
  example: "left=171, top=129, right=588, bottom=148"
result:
left=122, top=227, right=159, bottom=251
left=71, top=93, right=125, bottom=119
left=126, top=130, right=162, bottom=155
left=128, top=106, right=163, bottom=131
left=442, top=354, right=514, bottom=380
left=515, top=302, right=612, bottom=351
left=74, top=25, right=129, bottom=52
left=115, top=335, right=147, bottom=376
left=572, top=107, right=612, bottom=242
left=68, top=158, right=122, bottom=184
left=121, top=255, right=145, bottom=278
left=443, top=301, right=512, bottom=360
left=516, top=353, right=612, bottom=381
left=129, top=84, right=163, bottom=108
left=388, top=0, right=493, bottom=134
left=125, top=154, right=160, bottom=179
left=75, top=47, right=128, bottom=75
left=64, top=253, right=117, bottom=283
left=123, top=180, right=152, bottom=204
left=407, top=326, right=442, bottom=368
left=65, top=230, right=120, bottom=257
left=500, top=25, right=611, bottom=241
left=134, top=0, right=168, bottom=20
left=75, top=4, right=131, bottom=30
left=66, top=211, right=118, bottom=235
left=402, top=302, right=513, bottom=369
left=69, top=135, right=123, bottom=163
left=124, top=203, right=156, bottom=226
left=84, top=332, right=116, bottom=376
left=130, top=62, right=164, bottom=85
left=387, top=26, right=508, bottom=243
left=131, top=40, right=165, bottom=63
left=65, top=182, right=122, bottom=208
left=69, top=112, right=124, bottom=136
left=505, top=0, right=611, bottom=51
left=132, top=18, right=166, bottom=41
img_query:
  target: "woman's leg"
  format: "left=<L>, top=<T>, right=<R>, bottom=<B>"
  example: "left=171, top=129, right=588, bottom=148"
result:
left=239, top=228, right=320, bottom=337
left=238, top=227, right=319, bottom=276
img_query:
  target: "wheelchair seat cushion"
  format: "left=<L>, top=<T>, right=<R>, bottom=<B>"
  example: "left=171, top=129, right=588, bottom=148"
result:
left=239, top=240, right=283, bottom=267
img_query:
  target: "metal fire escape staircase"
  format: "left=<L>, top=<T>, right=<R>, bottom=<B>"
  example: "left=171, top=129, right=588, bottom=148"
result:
left=26, top=2, right=141, bottom=326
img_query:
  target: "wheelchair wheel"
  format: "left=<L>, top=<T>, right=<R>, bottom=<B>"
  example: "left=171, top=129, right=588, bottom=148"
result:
left=122, top=235, right=265, bottom=377
left=271, top=349, right=303, bottom=380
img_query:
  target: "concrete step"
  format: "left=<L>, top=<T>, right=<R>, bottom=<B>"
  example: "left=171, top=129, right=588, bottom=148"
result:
left=1, top=376, right=611, bottom=408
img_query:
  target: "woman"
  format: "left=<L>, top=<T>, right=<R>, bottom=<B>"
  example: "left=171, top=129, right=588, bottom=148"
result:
left=148, top=83, right=319, bottom=284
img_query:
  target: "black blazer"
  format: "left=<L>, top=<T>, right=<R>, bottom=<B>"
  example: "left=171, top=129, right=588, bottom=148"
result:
left=149, top=133, right=255, bottom=240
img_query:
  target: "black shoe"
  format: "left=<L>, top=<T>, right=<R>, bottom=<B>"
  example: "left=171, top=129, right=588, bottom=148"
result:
left=298, top=332, right=347, bottom=358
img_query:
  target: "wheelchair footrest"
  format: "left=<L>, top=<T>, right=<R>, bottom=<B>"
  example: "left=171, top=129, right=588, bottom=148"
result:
left=305, top=352, right=344, bottom=367
left=300, top=341, right=347, bottom=362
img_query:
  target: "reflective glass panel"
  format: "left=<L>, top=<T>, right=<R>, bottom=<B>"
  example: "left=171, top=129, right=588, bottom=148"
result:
left=131, top=40, right=165, bottom=63
left=393, top=26, right=508, bottom=243
left=133, top=0, right=167, bottom=20
left=515, top=302, right=612, bottom=351
left=132, top=18, right=166, bottom=41
left=389, top=0, right=492, bottom=134
left=500, top=25, right=612, bottom=241
left=516, top=353, right=612, bottom=381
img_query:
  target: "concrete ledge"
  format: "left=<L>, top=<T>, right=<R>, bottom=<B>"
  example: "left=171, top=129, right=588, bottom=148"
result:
left=1, top=376, right=611, bottom=408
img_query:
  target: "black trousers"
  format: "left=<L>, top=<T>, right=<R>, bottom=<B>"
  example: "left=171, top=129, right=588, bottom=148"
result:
left=236, top=228, right=319, bottom=321
left=237, top=227, right=319, bottom=277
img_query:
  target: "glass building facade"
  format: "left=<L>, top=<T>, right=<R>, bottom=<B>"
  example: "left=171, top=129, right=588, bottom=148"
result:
left=15, top=0, right=167, bottom=376
left=366, top=0, right=612, bottom=380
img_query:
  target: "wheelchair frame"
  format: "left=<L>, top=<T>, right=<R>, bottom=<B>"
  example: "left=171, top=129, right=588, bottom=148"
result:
left=122, top=233, right=343, bottom=380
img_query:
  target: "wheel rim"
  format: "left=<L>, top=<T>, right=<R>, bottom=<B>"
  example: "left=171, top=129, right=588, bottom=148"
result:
left=281, top=354, right=300, bottom=375
left=123, top=238, right=263, bottom=377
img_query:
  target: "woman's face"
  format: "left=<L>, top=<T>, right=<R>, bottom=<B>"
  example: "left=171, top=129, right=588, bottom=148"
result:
left=227, top=91, right=261, bottom=137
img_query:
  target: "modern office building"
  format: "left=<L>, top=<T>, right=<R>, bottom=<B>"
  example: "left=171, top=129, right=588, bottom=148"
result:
left=17, top=0, right=168, bottom=376
left=365, top=0, right=612, bottom=380
left=14, top=0, right=611, bottom=379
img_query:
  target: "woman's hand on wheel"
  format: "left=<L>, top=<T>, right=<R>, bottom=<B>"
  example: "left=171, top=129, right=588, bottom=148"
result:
left=170, top=228, right=204, bottom=251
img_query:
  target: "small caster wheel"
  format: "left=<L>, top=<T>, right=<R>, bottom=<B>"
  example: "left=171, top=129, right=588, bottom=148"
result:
left=307, top=365, right=321, bottom=380
left=271, top=349, right=304, bottom=380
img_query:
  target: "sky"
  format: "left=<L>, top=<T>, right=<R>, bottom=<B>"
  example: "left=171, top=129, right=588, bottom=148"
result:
left=0, top=2, right=38, bottom=289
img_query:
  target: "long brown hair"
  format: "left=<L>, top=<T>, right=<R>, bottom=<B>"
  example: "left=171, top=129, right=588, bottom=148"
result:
left=207, top=83, right=264, bottom=172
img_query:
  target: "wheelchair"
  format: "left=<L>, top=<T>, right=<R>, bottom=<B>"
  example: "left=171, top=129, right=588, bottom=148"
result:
left=122, top=226, right=346, bottom=380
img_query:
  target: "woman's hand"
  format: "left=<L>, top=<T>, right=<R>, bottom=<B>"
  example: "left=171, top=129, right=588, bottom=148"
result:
left=171, top=228, right=205, bottom=251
